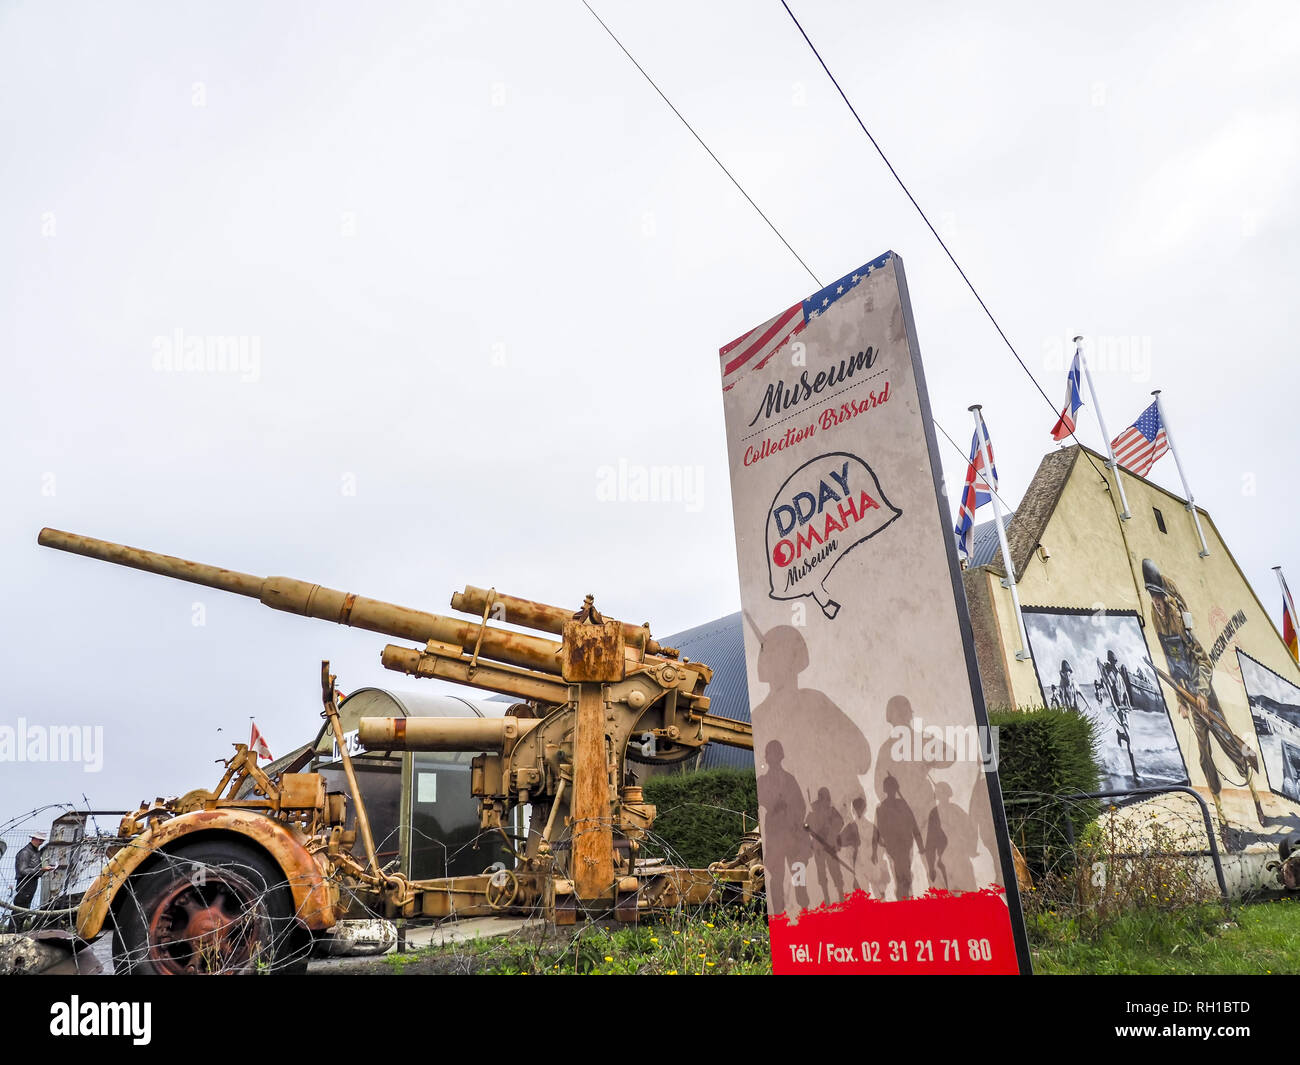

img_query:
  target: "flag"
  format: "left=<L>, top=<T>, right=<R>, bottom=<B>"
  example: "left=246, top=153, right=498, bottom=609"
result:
left=249, top=721, right=273, bottom=761
left=954, top=430, right=998, bottom=560
left=1284, top=599, right=1298, bottom=664
left=1280, top=570, right=1299, bottom=664
left=1050, top=351, right=1084, bottom=441
left=1110, top=400, right=1169, bottom=477
left=719, top=254, right=891, bottom=391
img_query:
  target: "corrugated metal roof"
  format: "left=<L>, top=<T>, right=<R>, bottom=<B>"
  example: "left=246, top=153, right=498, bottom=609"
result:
left=968, top=512, right=1014, bottom=569
left=664, top=611, right=754, bottom=771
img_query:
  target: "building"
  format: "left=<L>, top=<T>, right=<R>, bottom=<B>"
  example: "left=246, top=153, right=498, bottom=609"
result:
left=670, top=444, right=1300, bottom=888
left=962, top=445, right=1300, bottom=863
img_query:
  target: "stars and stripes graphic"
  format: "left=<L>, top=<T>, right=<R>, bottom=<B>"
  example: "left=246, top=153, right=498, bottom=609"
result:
left=954, top=429, right=998, bottom=561
left=720, top=253, right=892, bottom=390
left=1278, top=568, right=1299, bottom=664
left=1109, top=400, right=1169, bottom=477
left=249, top=721, right=273, bottom=761
left=1050, top=351, right=1084, bottom=441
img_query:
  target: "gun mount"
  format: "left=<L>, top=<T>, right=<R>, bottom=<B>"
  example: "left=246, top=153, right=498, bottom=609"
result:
left=37, top=528, right=759, bottom=943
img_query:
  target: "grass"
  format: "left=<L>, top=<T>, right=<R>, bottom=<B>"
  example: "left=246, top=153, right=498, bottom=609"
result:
left=360, top=896, right=1300, bottom=976
left=1029, top=896, right=1300, bottom=975
left=374, top=905, right=772, bottom=975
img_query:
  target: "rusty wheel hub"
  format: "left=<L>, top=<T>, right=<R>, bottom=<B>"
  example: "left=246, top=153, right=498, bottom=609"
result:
left=147, top=867, right=273, bottom=974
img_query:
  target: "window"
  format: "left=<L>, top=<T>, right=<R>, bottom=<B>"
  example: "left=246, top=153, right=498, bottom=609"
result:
left=1153, top=507, right=1167, bottom=533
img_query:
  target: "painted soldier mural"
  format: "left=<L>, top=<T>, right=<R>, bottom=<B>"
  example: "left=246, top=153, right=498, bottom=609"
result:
left=1144, top=559, right=1265, bottom=824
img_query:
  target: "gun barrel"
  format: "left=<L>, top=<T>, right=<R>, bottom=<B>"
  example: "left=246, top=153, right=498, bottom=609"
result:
left=357, top=715, right=540, bottom=752
left=38, top=528, right=265, bottom=597
left=38, top=528, right=567, bottom=675
left=451, top=585, right=673, bottom=656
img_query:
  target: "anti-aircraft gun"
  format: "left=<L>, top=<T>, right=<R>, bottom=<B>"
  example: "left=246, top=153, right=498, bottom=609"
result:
left=36, top=528, right=761, bottom=973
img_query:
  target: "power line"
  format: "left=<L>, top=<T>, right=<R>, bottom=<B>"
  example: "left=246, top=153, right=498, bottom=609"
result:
left=580, top=2, right=1014, bottom=522
left=580, top=0, right=822, bottom=289
left=933, top=419, right=1015, bottom=514
left=778, top=0, right=1111, bottom=486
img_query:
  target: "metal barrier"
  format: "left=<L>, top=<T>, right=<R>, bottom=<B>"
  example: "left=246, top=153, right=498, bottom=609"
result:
left=1004, top=785, right=1229, bottom=904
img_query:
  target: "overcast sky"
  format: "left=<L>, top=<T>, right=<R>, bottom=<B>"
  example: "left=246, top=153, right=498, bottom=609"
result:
left=3, top=0, right=1297, bottom=822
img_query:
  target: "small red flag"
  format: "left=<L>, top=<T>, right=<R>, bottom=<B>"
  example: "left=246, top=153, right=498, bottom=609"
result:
left=1284, top=597, right=1299, bottom=664
left=249, top=721, right=273, bottom=761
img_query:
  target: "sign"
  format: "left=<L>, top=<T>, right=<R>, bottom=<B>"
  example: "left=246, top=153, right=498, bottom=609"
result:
left=718, top=251, right=1030, bottom=973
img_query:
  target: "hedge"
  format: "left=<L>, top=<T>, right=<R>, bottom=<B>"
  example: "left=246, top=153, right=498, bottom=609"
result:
left=989, top=704, right=1102, bottom=876
left=640, top=768, right=759, bottom=869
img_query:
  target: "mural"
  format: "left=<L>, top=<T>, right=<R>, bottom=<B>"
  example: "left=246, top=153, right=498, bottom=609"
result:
left=1022, top=607, right=1187, bottom=794
left=1141, top=559, right=1266, bottom=825
left=1239, top=650, right=1300, bottom=803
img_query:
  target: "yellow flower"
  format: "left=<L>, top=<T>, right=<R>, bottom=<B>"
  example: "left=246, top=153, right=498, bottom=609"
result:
left=697, top=952, right=706, bottom=958
left=650, top=937, right=659, bottom=944
left=705, top=922, right=714, bottom=928
left=706, top=961, right=715, bottom=967
left=604, top=955, right=613, bottom=962
left=671, top=930, right=680, bottom=936
left=668, top=970, right=678, bottom=975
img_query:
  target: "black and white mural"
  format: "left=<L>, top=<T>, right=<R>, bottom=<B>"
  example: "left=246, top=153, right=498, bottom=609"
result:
left=1239, top=650, right=1300, bottom=802
left=1023, top=608, right=1188, bottom=793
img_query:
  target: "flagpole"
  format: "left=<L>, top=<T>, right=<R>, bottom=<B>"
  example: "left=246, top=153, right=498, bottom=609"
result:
left=1275, top=566, right=1299, bottom=661
left=970, top=405, right=1029, bottom=661
left=1075, top=335, right=1131, bottom=520
left=1151, top=390, right=1209, bottom=557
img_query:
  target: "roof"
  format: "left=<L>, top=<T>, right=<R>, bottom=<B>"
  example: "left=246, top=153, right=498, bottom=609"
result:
left=663, top=611, right=754, bottom=771
left=968, top=513, right=1013, bottom=569
left=983, top=445, right=1081, bottom=579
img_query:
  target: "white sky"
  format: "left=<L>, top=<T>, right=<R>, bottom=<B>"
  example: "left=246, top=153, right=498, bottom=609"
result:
left=3, top=0, right=1298, bottom=818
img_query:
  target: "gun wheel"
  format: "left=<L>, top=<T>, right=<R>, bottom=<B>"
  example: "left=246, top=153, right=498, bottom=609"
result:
left=111, top=839, right=308, bottom=975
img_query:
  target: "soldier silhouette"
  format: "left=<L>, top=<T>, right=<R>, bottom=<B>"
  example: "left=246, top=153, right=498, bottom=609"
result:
left=751, top=624, right=872, bottom=818
left=874, top=694, right=954, bottom=822
left=806, top=786, right=846, bottom=905
left=842, top=796, right=889, bottom=898
left=924, top=781, right=980, bottom=892
left=757, top=739, right=811, bottom=916
left=872, top=774, right=924, bottom=900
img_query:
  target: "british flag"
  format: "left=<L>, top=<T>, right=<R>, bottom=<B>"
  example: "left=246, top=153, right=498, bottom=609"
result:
left=1110, top=400, right=1169, bottom=477
left=720, top=253, right=892, bottom=390
left=954, top=430, right=998, bottom=561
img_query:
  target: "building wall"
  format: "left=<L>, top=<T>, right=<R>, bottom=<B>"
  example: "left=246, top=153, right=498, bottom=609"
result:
left=974, top=448, right=1300, bottom=854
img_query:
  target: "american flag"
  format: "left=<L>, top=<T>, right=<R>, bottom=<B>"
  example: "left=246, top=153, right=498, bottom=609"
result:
left=954, top=429, right=998, bottom=561
left=719, top=253, right=892, bottom=390
left=1110, top=400, right=1169, bottom=477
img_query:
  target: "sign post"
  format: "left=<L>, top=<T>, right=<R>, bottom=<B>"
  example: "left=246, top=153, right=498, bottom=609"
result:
left=718, top=251, right=1031, bottom=974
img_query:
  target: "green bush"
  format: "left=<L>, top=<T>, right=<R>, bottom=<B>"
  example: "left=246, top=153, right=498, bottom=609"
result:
left=988, top=705, right=1101, bottom=877
left=641, top=768, right=758, bottom=869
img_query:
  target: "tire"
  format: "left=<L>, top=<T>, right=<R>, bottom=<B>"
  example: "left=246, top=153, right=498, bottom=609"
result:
left=110, top=838, right=309, bottom=975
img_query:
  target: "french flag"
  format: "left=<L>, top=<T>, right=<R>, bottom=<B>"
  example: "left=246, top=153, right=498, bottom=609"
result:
left=1050, top=352, right=1084, bottom=441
